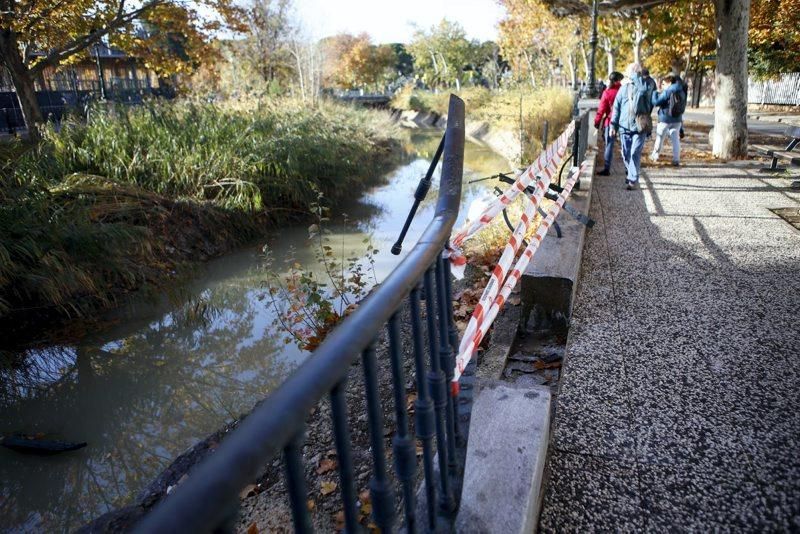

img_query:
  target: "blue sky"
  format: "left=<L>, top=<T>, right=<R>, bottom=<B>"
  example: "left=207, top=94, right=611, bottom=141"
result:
left=293, top=0, right=505, bottom=43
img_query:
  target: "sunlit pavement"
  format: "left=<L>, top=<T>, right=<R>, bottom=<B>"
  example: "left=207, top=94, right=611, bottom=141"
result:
left=538, top=154, right=800, bottom=531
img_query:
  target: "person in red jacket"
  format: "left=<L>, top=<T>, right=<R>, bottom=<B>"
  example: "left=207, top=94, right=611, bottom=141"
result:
left=594, top=71, right=624, bottom=176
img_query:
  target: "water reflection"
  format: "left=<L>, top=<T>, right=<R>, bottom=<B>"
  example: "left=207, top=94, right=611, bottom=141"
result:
left=0, top=131, right=512, bottom=532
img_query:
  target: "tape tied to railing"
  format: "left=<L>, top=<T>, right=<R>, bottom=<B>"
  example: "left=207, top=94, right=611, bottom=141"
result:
left=447, top=121, right=576, bottom=279
left=450, top=160, right=587, bottom=393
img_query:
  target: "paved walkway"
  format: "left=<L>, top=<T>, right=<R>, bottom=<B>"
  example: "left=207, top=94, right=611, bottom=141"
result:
left=539, top=155, right=800, bottom=531
left=683, top=108, right=799, bottom=136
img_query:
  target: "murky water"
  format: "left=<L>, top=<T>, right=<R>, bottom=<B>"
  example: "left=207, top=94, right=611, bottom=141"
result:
left=0, top=131, right=511, bottom=532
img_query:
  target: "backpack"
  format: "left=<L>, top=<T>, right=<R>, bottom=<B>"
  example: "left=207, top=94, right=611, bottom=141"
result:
left=668, top=87, right=686, bottom=117
left=627, top=82, right=653, bottom=135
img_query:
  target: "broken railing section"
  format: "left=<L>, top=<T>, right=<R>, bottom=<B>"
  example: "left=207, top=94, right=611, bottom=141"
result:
left=447, top=111, right=592, bottom=391
left=134, top=95, right=466, bottom=534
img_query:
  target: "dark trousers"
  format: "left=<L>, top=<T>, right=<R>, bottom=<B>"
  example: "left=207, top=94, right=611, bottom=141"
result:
left=603, top=125, right=615, bottom=172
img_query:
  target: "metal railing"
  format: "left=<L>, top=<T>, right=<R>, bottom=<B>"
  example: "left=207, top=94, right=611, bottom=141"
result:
left=135, top=95, right=466, bottom=533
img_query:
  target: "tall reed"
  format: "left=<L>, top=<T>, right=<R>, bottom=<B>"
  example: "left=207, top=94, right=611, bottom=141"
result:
left=1, top=98, right=399, bottom=325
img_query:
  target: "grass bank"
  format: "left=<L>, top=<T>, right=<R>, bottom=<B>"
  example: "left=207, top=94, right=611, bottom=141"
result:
left=392, top=86, right=574, bottom=163
left=0, top=98, right=401, bottom=331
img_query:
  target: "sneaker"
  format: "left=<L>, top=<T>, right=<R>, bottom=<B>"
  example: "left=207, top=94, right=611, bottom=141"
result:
left=598, top=169, right=610, bottom=176
left=626, top=181, right=633, bottom=190
left=671, top=161, right=680, bottom=167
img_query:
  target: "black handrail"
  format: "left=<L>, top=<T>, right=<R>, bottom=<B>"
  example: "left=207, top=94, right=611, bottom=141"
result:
left=135, top=94, right=465, bottom=533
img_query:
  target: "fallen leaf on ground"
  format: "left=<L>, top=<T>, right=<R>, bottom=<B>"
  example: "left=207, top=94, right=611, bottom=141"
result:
left=534, top=360, right=562, bottom=370
left=307, top=499, right=316, bottom=511
left=320, top=481, right=338, bottom=495
left=246, top=522, right=259, bottom=534
left=239, top=484, right=258, bottom=499
left=316, top=458, right=337, bottom=475
left=333, top=510, right=345, bottom=530
left=507, top=295, right=521, bottom=306
left=406, top=393, right=417, bottom=411
left=361, top=502, right=373, bottom=516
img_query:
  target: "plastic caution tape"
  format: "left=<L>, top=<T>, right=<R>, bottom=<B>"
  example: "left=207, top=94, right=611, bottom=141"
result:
left=447, top=121, right=575, bottom=278
left=448, top=124, right=574, bottom=279
left=451, top=161, right=587, bottom=391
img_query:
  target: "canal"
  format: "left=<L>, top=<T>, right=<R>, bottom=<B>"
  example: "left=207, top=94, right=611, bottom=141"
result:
left=0, top=130, right=511, bottom=532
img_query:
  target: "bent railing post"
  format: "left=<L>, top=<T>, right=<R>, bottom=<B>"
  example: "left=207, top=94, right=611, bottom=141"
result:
left=134, top=95, right=465, bottom=534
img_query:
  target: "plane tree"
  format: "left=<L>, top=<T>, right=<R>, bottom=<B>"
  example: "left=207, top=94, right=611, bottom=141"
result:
left=0, top=0, right=245, bottom=140
left=542, top=0, right=753, bottom=159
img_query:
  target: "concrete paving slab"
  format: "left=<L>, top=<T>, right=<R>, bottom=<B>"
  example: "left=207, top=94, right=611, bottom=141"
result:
left=455, top=381, right=551, bottom=534
left=539, top=451, right=645, bottom=533
left=538, top=140, right=800, bottom=530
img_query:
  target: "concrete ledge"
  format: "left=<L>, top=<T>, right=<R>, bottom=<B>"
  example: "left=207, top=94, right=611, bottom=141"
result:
left=454, top=381, right=551, bottom=534
left=521, top=153, right=595, bottom=331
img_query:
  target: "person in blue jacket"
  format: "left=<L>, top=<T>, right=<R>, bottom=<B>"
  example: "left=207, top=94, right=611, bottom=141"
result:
left=610, top=62, right=654, bottom=190
left=649, top=74, right=685, bottom=165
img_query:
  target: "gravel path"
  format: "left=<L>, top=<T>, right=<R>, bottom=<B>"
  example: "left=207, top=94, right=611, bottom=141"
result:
left=539, top=133, right=800, bottom=531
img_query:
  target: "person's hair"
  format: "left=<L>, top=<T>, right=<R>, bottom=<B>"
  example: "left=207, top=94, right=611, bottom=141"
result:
left=642, top=68, right=650, bottom=77
left=663, top=74, right=676, bottom=83
left=609, top=71, right=624, bottom=83
left=626, top=62, right=642, bottom=77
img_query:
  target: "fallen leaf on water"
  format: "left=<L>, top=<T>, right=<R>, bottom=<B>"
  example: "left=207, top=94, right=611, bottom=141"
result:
left=246, top=522, right=259, bottom=534
left=316, top=458, right=337, bottom=475
left=239, top=484, right=257, bottom=499
left=320, top=481, right=338, bottom=495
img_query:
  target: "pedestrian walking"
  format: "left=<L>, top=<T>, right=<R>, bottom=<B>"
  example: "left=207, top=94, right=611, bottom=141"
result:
left=594, top=71, right=624, bottom=176
left=650, top=74, right=687, bottom=165
left=610, top=63, right=654, bottom=189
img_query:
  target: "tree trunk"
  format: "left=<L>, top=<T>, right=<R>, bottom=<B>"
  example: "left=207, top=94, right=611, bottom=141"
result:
left=633, top=14, right=646, bottom=65
left=0, top=28, right=44, bottom=139
left=607, top=49, right=616, bottom=77
left=712, top=0, right=750, bottom=158
left=567, top=53, right=578, bottom=90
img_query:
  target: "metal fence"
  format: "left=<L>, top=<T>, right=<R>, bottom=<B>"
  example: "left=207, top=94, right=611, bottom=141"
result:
left=135, top=95, right=466, bottom=533
left=748, top=72, right=800, bottom=106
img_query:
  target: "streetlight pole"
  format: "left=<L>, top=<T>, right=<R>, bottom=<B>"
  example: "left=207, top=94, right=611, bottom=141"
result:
left=587, top=0, right=599, bottom=97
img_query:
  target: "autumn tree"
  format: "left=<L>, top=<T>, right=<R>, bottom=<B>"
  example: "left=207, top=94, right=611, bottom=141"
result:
left=408, top=19, right=478, bottom=90
left=598, top=15, right=629, bottom=77
left=320, top=33, right=394, bottom=90
left=0, top=0, right=244, bottom=139
left=243, top=0, right=294, bottom=86
left=748, top=0, right=800, bottom=79
left=498, top=0, right=580, bottom=88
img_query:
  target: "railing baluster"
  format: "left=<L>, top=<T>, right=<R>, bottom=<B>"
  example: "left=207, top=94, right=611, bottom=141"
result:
left=423, top=266, right=454, bottom=512
left=442, top=249, right=462, bottom=443
left=362, top=341, right=395, bottom=532
left=435, top=255, right=458, bottom=471
left=410, top=283, right=438, bottom=531
left=387, top=313, right=417, bottom=531
left=329, top=380, right=359, bottom=533
left=283, top=429, right=313, bottom=534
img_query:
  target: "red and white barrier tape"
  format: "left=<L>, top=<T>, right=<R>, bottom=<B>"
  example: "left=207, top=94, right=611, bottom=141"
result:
left=451, top=161, right=587, bottom=391
left=448, top=122, right=575, bottom=277
left=451, top=169, right=554, bottom=359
